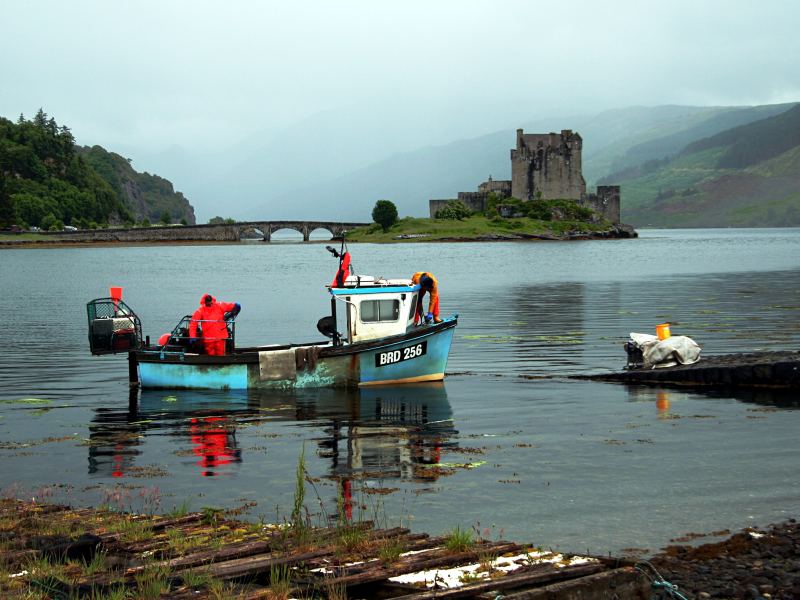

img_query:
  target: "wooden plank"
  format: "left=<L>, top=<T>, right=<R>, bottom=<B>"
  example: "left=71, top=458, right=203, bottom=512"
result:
left=307, top=542, right=525, bottom=588
left=129, top=538, right=275, bottom=574
left=150, top=512, right=206, bottom=531
left=191, top=529, right=418, bottom=584
left=386, top=563, right=605, bottom=600
left=500, top=566, right=648, bottom=600
left=204, top=547, right=335, bottom=580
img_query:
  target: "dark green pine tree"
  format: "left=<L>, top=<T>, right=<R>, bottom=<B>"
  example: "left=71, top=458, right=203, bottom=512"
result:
left=0, top=174, right=15, bottom=228
left=33, top=108, right=48, bottom=127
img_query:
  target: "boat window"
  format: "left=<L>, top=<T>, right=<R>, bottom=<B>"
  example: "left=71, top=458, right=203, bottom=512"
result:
left=409, top=293, right=418, bottom=321
left=360, top=299, right=400, bottom=323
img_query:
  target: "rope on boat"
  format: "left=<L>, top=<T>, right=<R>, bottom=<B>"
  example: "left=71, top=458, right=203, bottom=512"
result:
left=635, top=560, right=689, bottom=600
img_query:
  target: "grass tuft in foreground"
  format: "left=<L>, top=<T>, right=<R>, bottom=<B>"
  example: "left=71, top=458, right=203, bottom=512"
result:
left=444, top=525, right=474, bottom=553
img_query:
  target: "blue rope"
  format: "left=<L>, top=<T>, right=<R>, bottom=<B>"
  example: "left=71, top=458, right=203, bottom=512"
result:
left=635, top=561, right=689, bottom=600
left=652, top=579, right=689, bottom=600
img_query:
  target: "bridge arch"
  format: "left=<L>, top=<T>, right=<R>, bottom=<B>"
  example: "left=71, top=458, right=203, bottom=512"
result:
left=269, top=227, right=306, bottom=242
left=308, top=226, right=335, bottom=240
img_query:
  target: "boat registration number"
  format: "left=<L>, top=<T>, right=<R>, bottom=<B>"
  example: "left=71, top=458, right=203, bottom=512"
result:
left=375, top=341, right=427, bottom=367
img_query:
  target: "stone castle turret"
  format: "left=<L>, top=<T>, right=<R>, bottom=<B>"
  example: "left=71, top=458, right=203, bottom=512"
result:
left=511, top=129, right=586, bottom=200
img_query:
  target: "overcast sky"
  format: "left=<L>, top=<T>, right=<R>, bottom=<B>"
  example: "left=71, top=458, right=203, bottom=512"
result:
left=3, top=0, right=799, bottom=155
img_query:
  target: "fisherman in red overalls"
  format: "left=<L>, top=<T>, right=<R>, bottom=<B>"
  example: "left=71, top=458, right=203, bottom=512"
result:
left=188, top=294, right=240, bottom=355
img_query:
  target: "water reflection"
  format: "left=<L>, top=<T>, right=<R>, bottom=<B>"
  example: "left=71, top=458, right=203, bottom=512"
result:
left=456, top=283, right=587, bottom=374
left=623, top=384, right=800, bottom=412
left=655, top=390, right=671, bottom=419
left=87, top=384, right=456, bottom=482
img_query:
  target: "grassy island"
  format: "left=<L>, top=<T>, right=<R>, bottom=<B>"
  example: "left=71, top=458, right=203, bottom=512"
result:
left=346, top=215, right=626, bottom=243
left=349, top=197, right=635, bottom=242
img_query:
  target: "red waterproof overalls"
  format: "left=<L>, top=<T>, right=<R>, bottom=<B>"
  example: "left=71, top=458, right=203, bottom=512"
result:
left=189, top=295, right=237, bottom=356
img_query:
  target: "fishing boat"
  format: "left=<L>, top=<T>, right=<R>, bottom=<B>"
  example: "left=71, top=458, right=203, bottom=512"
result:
left=86, top=244, right=457, bottom=390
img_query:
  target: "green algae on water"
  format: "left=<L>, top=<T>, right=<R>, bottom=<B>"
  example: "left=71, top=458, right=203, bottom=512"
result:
left=0, top=398, right=53, bottom=405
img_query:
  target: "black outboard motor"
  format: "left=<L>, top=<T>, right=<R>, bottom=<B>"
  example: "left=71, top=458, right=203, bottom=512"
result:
left=317, top=315, right=342, bottom=345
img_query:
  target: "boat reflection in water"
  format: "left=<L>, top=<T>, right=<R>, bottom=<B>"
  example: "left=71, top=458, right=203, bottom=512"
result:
left=87, top=383, right=456, bottom=488
left=316, top=383, right=457, bottom=483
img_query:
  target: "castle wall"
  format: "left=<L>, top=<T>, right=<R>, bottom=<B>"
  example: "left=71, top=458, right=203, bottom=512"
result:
left=477, top=179, right=512, bottom=195
left=581, top=185, right=621, bottom=223
left=456, top=192, right=491, bottom=211
left=429, top=194, right=488, bottom=218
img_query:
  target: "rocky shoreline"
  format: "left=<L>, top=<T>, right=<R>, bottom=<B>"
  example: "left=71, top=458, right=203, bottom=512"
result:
left=649, top=519, right=800, bottom=599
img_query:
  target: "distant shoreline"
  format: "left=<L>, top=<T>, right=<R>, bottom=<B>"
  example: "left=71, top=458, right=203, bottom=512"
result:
left=0, top=230, right=636, bottom=249
left=0, top=238, right=240, bottom=249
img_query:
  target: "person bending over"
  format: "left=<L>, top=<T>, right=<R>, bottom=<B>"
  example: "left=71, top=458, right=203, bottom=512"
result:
left=411, top=272, right=442, bottom=324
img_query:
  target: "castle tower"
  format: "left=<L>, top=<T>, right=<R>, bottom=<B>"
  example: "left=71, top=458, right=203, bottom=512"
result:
left=511, top=129, right=586, bottom=201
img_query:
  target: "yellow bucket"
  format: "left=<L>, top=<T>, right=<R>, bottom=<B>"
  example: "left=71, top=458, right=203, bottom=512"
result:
left=656, top=323, right=671, bottom=340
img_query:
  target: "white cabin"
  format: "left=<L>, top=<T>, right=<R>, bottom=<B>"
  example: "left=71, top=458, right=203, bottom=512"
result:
left=329, top=276, right=420, bottom=343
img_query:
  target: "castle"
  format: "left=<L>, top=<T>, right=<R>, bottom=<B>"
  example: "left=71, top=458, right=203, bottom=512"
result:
left=429, top=129, right=621, bottom=223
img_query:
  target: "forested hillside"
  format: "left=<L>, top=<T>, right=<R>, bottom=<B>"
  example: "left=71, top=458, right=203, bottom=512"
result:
left=604, top=105, right=800, bottom=227
left=80, top=146, right=195, bottom=226
left=0, top=110, right=194, bottom=229
left=601, top=103, right=795, bottom=178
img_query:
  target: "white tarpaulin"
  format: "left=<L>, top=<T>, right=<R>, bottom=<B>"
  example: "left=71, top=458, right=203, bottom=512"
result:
left=629, top=332, right=702, bottom=369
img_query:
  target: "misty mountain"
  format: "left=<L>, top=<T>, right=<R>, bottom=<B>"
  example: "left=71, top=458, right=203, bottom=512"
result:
left=245, top=131, right=514, bottom=221
left=114, top=101, right=797, bottom=224
left=240, top=103, right=795, bottom=222
left=143, top=100, right=548, bottom=221
left=608, top=105, right=800, bottom=227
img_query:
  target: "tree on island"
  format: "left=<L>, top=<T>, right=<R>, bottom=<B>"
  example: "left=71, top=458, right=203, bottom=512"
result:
left=435, top=200, right=471, bottom=220
left=372, top=199, right=398, bottom=232
left=208, top=216, right=236, bottom=225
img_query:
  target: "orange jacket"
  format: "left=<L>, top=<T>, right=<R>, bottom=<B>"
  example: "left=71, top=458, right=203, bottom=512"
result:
left=411, top=272, right=439, bottom=316
left=189, top=295, right=237, bottom=341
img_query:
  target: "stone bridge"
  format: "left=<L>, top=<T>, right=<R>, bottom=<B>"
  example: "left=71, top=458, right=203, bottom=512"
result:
left=43, top=221, right=370, bottom=243
left=238, top=221, right=368, bottom=242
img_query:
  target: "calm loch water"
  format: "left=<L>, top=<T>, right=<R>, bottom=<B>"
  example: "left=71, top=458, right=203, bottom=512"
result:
left=0, top=228, right=798, bottom=555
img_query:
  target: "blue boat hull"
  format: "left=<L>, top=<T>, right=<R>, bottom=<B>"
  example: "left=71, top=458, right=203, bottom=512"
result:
left=135, top=318, right=457, bottom=390
left=358, top=325, right=454, bottom=386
